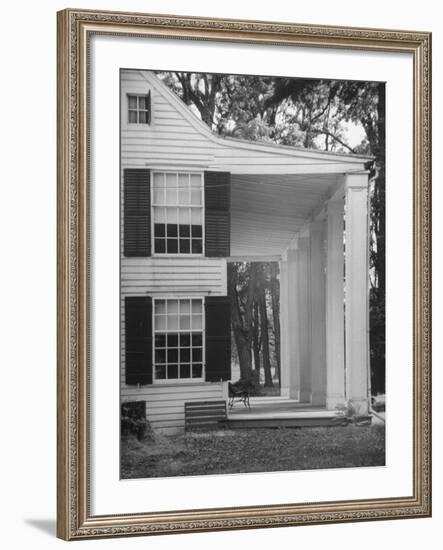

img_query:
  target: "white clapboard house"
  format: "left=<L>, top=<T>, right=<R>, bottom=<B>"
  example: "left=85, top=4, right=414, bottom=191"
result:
left=121, top=69, right=373, bottom=431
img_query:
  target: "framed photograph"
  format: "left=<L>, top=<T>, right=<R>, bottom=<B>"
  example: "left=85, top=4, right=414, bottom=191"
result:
left=57, top=8, right=431, bottom=540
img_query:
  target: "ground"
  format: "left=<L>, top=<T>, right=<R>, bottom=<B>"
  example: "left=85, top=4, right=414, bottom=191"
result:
left=121, top=425, right=385, bottom=479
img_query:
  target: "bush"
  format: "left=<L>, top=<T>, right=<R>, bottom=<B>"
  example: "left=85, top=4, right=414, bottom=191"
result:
left=121, top=401, right=153, bottom=441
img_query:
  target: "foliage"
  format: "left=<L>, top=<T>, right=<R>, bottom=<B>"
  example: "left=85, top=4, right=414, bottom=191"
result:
left=157, top=71, right=386, bottom=394
left=121, top=401, right=153, bottom=441
left=121, top=425, right=385, bottom=479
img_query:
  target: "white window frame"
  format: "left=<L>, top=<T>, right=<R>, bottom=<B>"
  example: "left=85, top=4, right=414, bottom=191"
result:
left=151, top=171, right=205, bottom=257
left=127, top=93, right=150, bottom=124
left=152, top=296, right=206, bottom=384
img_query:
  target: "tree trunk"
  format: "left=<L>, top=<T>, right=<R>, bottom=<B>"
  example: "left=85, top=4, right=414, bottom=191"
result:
left=252, top=300, right=261, bottom=377
left=258, top=279, right=273, bottom=388
left=228, top=264, right=253, bottom=381
left=270, top=263, right=281, bottom=386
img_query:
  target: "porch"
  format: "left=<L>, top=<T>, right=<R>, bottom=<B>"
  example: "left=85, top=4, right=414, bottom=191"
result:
left=228, top=160, right=371, bottom=416
left=226, top=397, right=345, bottom=428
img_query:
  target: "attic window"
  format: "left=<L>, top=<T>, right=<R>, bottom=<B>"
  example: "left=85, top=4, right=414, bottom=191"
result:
left=128, top=92, right=151, bottom=124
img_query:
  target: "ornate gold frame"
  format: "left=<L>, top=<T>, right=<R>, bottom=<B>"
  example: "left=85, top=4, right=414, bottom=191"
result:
left=57, top=8, right=431, bottom=540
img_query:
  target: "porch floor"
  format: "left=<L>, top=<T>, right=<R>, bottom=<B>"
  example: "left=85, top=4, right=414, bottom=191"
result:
left=226, top=398, right=342, bottom=428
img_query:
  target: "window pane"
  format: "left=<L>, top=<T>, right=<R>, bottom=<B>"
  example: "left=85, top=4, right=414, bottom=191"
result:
left=154, top=224, right=165, bottom=237
left=155, top=334, right=166, bottom=347
left=167, top=333, right=178, bottom=347
left=180, top=348, right=190, bottom=363
left=179, top=224, right=190, bottom=237
left=191, top=315, right=203, bottom=330
left=190, top=208, right=202, bottom=224
left=153, top=172, right=164, bottom=188
left=192, top=348, right=202, bottom=362
left=155, top=366, right=166, bottom=379
left=139, top=111, right=147, bottom=124
left=179, top=239, right=190, bottom=253
left=192, top=239, right=202, bottom=254
left=153, top=186, right=164, bottom=204
left=155, top=349, right=166, bottom=364
left=178, top=207, right=190, bottom=224
left=191, top=225, right=202, bottom=238
left=192, top=364, right=203, bottom=378
left=138, top=96, right=146, bottom=109
left=168, top=314, right=179, bottom=331
left=166, top=224, right=178, bottom=237
left=166, top=239, right=178, bottom=254
left=180, top=315, right=191, bottom=330
left=155, top=315, right=167, bottom=330
left=167, top=349, right=178, bottom=363
left=190, top=174, right=202, bottom=188
left=154, top=239, right=165, bottom=253
left=166, top=207, right=178, bottom=223
left=180, top=364, right=191, bottom=378
left=167, top=300, right=178, bottom=314
left=155, top=300, right=166, bottom=314
left=168, top=364, right=178, bottom=379
left=165, top=174, right=177, bottom=204
left=192, top=333, right=202, bottom=347
left=178, top=174, right=190, bottom=205
left=180, top=334, right=190, bottom=347
left=190, top=187, right=202, bottom=205
left=191, top=300, right=202, bottom=314
left=128, top=96, right=137, bottom=109
left=153, top=206, right=166, bottom=223
left=179, top=300, right=190, bottom=313
left=128, top=110, right=137, bottom=123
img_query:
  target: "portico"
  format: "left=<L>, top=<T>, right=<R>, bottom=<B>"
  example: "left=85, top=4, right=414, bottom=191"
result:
left=229, top=168, right=371, bottom=416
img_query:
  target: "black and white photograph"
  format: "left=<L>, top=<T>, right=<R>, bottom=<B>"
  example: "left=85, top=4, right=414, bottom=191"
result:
left=120, top=68, right=386, bottom=479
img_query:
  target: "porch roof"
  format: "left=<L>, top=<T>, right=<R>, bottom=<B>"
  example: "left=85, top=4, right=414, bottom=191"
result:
left=230, top=172, right=341, bottom=258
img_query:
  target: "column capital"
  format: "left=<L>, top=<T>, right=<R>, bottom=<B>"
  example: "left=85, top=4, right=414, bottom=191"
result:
left=344, top=171, right=369, bottom=190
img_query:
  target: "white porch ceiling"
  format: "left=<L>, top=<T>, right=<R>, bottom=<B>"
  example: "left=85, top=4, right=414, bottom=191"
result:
left=230, top=173, right=340, bottom=257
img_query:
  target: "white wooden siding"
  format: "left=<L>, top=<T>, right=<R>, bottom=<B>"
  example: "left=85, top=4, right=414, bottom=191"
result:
left=120, top=69, right=369, bottom=175
left=121, top=258, right=227, bottom=295
left=121, top=383, right=225, bottom=429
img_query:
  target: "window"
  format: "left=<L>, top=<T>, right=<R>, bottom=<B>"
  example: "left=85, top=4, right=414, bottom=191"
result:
left=153, top=298, right=204, bottom=381
left=152, top=172, right=204, bottom=255
left=128, top=93, right=150, bottom=124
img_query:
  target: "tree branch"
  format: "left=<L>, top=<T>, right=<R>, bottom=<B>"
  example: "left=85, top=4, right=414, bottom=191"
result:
left=310, top=128, right=356, bottom=153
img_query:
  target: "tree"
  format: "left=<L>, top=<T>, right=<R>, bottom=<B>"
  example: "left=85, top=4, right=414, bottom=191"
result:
left=157, top=70, right=385, bottom=394
left=257, top=265, right=273, bottom=388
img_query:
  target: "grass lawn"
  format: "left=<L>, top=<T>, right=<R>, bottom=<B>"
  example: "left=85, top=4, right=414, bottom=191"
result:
left=121, top=425, right=385, bottom=479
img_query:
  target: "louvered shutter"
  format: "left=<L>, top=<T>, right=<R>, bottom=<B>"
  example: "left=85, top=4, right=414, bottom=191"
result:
left=205, top=296, right=231, bottom=382
left=204, top=171, right=230, bottom=257
left=123, top=169, right=151, bottom=257
left=125, top=296, right=153, bottom=385
left=146, top=90, right=151, bottom=124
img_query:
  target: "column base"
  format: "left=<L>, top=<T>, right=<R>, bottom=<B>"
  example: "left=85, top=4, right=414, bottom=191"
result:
left=311, top=392, right=326, bottom=407
left=289, top=387, right=300, bottom=400
left=299, top=390, right=311, bottom=403
left=326, top=395, right=346, bottom=411
left=347, top=398, right=369, bottom=416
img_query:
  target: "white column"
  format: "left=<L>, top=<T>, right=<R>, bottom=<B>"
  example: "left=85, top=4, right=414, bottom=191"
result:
left=345, top=173, right=370, bottom=415
left=325, top=196, right=346, bottom=410
left=298, top=235, right=311, bottom=403
left=310, top=220, right=326, bottom=406
left=287, top=248, right=301, bottom=399
left=279, top=258, right=290, bottom=397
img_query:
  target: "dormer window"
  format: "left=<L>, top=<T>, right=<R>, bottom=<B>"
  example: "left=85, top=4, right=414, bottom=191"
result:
left=128, top=92, right=151, bottom=124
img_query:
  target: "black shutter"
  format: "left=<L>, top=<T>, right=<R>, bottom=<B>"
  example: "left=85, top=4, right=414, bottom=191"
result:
left=125, top=296, right=153, bottom=385
left=146, top=90, right=151, bottom=124
left=204, top=171, right=230, bottom=257
left=205, top=296, right=231, bottom=382
left=123, top=169, right=151, bottom=257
